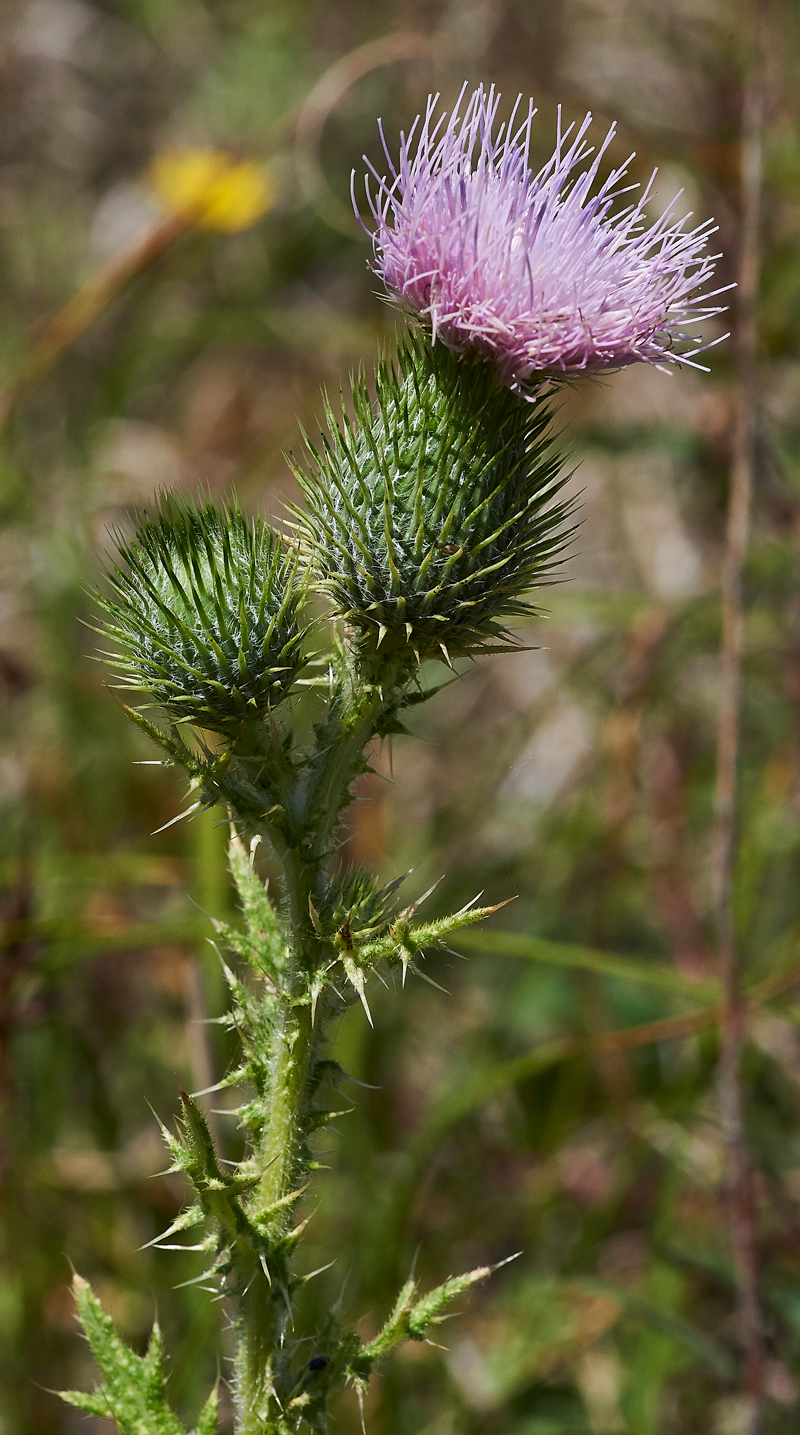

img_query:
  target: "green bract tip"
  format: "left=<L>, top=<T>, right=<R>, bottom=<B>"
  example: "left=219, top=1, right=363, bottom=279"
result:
left=98, top=495, right=308, bottom=734
left=291, top=333, right=575, bottom=664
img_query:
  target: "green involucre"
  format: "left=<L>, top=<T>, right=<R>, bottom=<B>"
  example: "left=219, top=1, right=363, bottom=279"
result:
left=291, top=334, right=575, bottom=662
left=98, top=496, right=309, bottom=734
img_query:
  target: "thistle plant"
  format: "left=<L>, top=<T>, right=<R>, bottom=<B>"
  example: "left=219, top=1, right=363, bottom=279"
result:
left=63, top=86, right=724, bottom=1435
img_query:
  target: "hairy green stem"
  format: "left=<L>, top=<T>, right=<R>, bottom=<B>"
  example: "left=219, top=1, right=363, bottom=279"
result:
left=258, top=1003, right=316, bottom=1220
left=300, top=659, right=410, bottom=861
left=235, top=1273, right=281, bottom=1435
left=233, top=666, right=386, bottom=1431
left=234, top=995, right=320, bottom=1432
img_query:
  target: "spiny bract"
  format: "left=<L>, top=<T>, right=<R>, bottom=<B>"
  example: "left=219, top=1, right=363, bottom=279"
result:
left=291, top=335, right=574, bottom=663
left=99, top=496, right=308, bottom=734
left=323, top=864, right=405, bottom=941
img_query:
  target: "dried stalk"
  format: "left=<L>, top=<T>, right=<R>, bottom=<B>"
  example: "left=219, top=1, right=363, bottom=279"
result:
left=294, top=32, right=433, bottom=236
left=712, top=1, right=767, bottom=1421
left=0, top=212, right=188, bottom=430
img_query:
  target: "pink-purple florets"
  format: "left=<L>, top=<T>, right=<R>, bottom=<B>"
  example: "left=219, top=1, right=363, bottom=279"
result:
left=356, top=85, right=729, bottom=392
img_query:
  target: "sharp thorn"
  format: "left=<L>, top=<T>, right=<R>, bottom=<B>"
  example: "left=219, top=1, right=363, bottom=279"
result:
left=409, top=963, right=450, bottom=995
left=152, top=800, right=202, bottom=835
left=299, top=1259, right=336, bottom=1283
left=358, top=986, right=373, bottom=1027
left=406, top=876, right=444, bottom=916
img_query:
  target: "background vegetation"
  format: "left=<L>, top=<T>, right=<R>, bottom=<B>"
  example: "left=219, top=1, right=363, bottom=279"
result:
left=0, top=0, right=798, bottom=1431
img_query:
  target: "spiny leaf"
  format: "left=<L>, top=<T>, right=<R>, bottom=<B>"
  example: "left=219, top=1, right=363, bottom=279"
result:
left=190, top=1384, right=220, bottom=1435
left=406, top=1264, right=496, bottom=1339
left=227, top=829, right=284, bottom=957
left=353, top=894, right=513, bottom=976
left=121, top=707, right=208, bottom=776
left=349, top=1261, right=502, bottom=1385
left=60, top=1274, right=197, bottom=1435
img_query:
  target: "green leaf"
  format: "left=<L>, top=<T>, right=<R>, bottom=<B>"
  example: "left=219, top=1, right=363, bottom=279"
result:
left=352, top=892, right=514, bottom=982
left=407, top=1264, right=496, bottom=1339
left=223, top=828, right=287, bottom=978
left=350, top=1263, right=497, bottom=1383
left=60, top=1391, right=113, bottom=1417
left=190, top=1384, right=219, bottom=1435
left=60, top=1274, right=204, bottom=1435
left=121, top=707, right=207, bottom=778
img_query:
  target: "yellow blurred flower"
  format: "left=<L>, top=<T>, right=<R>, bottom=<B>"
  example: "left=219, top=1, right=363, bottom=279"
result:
left=149, top=148, right=275, bottom=233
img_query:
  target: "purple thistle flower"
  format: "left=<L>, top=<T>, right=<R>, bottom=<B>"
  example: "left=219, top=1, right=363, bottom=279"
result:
left=356, top=85, right=730, bottom=392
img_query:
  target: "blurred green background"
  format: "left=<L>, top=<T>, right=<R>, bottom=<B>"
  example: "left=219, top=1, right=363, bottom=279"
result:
left=0, top=0, right=799, bottom=1431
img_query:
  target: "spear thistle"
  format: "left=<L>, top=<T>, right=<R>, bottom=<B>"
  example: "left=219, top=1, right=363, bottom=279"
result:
left=62, top=85, right=724, bottom=1435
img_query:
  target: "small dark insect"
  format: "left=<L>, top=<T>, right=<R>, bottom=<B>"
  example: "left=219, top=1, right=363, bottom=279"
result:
left=337, top=917, right=354, bottom=950
left=308, top=1354, right=329, bottom=1372
left=438, top=543, right=460, bottom=556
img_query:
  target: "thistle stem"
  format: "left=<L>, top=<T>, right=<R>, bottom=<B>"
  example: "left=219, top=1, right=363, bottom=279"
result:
left=233, top=668, right=388, bottom=1431
left=257, top=1003, right=316, bottom=1220
left=233, top=984, right=320, bottom=1434
left=299, top=664, right=406, bottom=869
left=235, top=1273, right=282, bottom=1435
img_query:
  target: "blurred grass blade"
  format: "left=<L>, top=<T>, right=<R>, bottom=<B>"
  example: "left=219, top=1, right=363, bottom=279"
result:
left=381, top=1003, right=722, bottom=1285
left=575, top=1279, right=737, bottom=1380
left=457, top=927, right=721, bottom=1000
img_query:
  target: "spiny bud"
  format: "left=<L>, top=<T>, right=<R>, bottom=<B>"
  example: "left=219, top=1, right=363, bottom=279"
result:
left=290, top=333, right=574, bottom=665
left=98, top=495, right=308, bottom=735
left=326, top=865, right=401, bottom=943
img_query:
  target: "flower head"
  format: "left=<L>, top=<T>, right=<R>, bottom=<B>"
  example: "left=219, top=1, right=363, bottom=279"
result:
left=99, top=496, right=308, bottom=735
left=356, top=86, right=728, bottom=391
left=292, top=334, right=572, bottom=664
